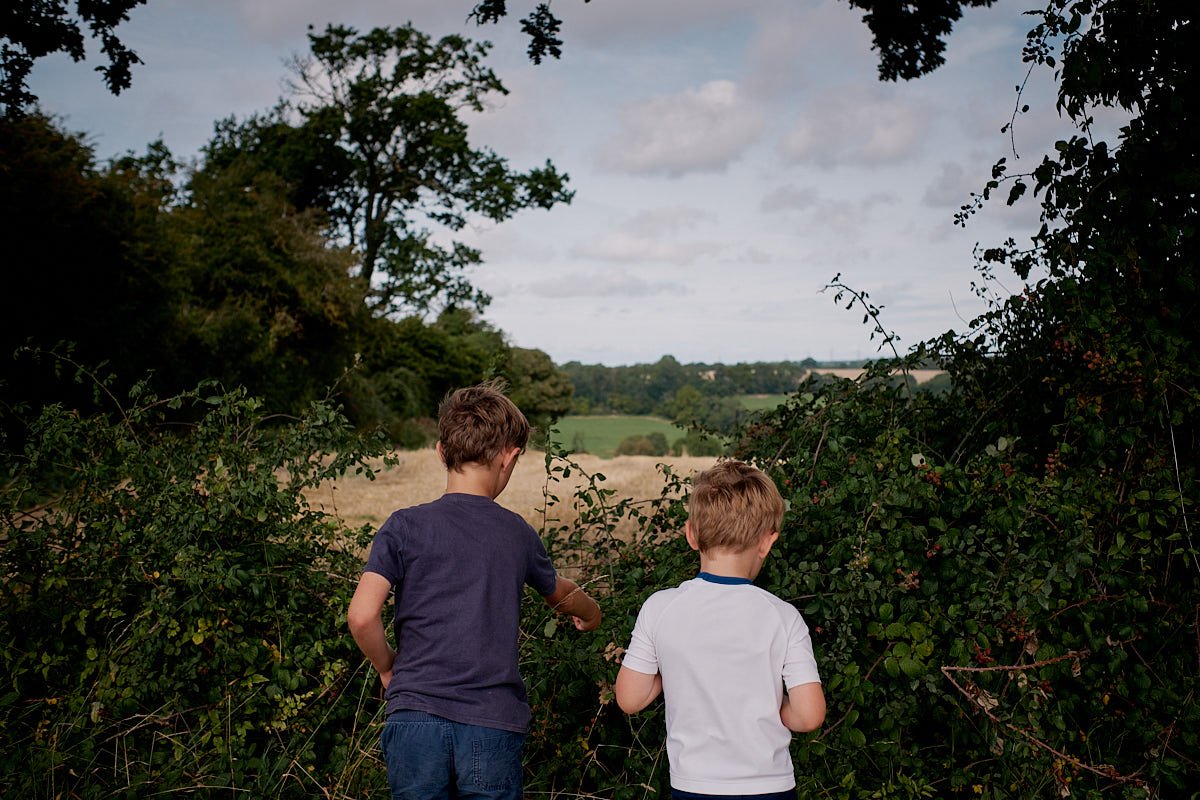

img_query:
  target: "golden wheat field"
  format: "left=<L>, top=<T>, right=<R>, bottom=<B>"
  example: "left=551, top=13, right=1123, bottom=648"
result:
left=303, top=447, right=718, bottom=541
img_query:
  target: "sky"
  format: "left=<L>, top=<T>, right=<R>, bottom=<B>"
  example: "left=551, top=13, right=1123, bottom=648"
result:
left=27, top=0, right=1099, bottom=366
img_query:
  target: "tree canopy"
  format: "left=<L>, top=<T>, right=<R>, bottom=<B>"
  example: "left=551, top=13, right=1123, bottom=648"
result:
left=203, top=24, right=574, bottom=318
left=0, top=0, right=146, bottom=114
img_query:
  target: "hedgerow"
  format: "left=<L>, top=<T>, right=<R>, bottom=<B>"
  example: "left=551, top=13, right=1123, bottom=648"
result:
left=0, top=376, right=394, bottom=798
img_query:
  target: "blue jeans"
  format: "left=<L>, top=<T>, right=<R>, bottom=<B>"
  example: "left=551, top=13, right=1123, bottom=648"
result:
left=381, top=710, right=526, bottom=800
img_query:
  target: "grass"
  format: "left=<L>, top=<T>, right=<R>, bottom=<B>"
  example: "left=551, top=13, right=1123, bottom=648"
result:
left=546, top=415, right=689, bottom=458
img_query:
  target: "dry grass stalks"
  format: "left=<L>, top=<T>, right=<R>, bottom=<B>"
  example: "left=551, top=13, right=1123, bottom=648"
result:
left=302, top=447, right=718, bottom=543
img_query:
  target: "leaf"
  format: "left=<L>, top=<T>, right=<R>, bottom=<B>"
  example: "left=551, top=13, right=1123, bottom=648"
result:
left=543, top=617, right=558, bottom=638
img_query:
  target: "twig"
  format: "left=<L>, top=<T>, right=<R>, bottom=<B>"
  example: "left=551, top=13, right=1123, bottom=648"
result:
left=940, top=651, right=1150, bottom=790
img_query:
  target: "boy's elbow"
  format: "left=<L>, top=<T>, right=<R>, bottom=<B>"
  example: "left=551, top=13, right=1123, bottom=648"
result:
left=346, top=606, right=376, bottom=635
left=783, top=684, right=826, bottom=732
left=614, top=688, right=650, bottom=715
left=615, top=696, right=640, bottom=715
left=613, top=668, right=659, bottom=714
left=791, top=710, right=825, bottom=733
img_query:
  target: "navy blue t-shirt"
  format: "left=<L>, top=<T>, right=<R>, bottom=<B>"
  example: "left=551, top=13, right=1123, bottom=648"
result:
left=364, top=492, right=558, bottom=733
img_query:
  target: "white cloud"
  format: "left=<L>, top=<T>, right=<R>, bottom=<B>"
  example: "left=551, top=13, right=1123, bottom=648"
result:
left=924, top=161, right=974, bottom=208
left=742, top=0, right=873, bottom=99
left=570, top=207, right=723, bottom=264
left=626, top=207, right=716, bottom=235
left=761, top=185, right=819, bottom=212
left=778, top=87, right=934, bottom=168
left=596, top=80, right=766, bottom=176
left=526, top=269, right=680, bottom=298
left=558, top=0, right=754, bottom=48
left=572, top=233, right=720, bottom=265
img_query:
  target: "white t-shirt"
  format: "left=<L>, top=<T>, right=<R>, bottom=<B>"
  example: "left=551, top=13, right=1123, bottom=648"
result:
left=621, top=574, right=821, bottom=795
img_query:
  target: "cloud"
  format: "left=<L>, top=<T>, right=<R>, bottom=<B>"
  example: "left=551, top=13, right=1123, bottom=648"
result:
left=572, top=233, right=720, bottom=265
left=526, top=268, right=680, bottom=298
left=924, top=161, right=975, bottom=208
left=625, top=207, right=716, bottom=235
left=558, top=0, right=754, bottom=48
left=596, top=80, right=766, bottom=176
left=760, top=185, right=819, bottom=213
left=778, top=87, right=934, bottom=168
left=569, top=207, right=722, bottom=264
left=742, top=0, right=874, bottom=99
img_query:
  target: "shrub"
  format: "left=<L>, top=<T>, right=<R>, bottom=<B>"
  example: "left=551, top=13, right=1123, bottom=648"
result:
left=672, top=430, right=725, bottom=457
left=615, top=433, right=669, bottom=457
left=0, top=379, right=394, bottom=797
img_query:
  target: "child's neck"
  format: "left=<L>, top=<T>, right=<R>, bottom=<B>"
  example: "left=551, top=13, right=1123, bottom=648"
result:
left=444, top=459, right=506, bottom=499
left=697, top=548, right=761, bottom=582
left=444, top=462, right=494, bottom=494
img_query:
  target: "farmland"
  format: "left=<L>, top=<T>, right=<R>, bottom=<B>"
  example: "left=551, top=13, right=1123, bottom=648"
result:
left=546, top=415, right=690, bottom=458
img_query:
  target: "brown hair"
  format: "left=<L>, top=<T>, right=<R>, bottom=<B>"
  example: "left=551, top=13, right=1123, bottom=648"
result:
left=688, top=460, right=785, bottom=552
left=437, top=379, right=530, bottom=471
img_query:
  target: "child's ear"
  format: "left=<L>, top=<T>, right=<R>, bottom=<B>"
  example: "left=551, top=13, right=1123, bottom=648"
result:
left=758, top=530, right=780, bottom=559
left=500, top=446, right=521, bottom=472
left=684, top=520, right=701, bottom=552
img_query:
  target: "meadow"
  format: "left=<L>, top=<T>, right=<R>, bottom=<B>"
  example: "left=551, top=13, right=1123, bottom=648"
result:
left=546, top=415, right=690, bottom=458
left=303, top=446, right=717, bottom=542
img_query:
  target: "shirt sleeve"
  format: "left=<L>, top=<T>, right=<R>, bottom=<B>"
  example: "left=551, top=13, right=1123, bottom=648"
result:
left=782, top=610, right=821, bottom=688
left=363, top=512, right=405, bottom=586
left=620, top=596, right=661, bottom=676
left=525, top=525, right=559, bottom=597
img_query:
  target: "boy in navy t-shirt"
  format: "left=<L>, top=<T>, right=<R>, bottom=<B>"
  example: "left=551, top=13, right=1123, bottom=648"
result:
left=348, top=380, right=602, bottom=800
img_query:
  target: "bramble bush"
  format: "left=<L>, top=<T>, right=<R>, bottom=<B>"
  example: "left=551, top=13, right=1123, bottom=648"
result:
left=0, top=373, right=395, bottom=798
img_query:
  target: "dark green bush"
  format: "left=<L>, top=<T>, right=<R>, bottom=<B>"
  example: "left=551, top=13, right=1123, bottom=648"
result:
left=615, top=433, right=669, bottom=457
left=0, top=380, right=394, bottom=797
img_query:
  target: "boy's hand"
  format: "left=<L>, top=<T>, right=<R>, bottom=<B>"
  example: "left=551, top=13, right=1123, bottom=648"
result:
left=545, top=576, right=602, bottom=631
left=572, top=610, right=602, bottom=632
left=377, top=649, right=397, bottom=688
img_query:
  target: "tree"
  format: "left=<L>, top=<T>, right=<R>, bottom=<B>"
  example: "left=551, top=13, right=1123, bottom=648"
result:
left=274, top=24, right=574, bottom=317
left=504, top=346, right=574, bottom=433
left=0, top=114, right=181, bottom=413
left=170, top=157, right=365, bottom=412
left=1, top=0, right=147, bottom=114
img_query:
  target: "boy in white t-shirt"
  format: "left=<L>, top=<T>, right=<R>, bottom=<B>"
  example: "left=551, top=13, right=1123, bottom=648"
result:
left=614, top=460, right=826, bottom=800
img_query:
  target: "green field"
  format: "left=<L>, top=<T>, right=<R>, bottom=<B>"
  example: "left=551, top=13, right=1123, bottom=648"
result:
left=548, top=399, right=788, bottom=458
left=547, top=415, right=688, bottom=458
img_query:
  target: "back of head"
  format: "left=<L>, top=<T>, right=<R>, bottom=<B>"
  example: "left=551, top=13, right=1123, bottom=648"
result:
left=688, top=460, right=785, bottom=553
left=437, top=379, right=531, bottom=471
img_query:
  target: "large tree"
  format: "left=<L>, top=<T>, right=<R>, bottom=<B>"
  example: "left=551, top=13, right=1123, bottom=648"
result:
left=208, top=24, right=574, bottom=318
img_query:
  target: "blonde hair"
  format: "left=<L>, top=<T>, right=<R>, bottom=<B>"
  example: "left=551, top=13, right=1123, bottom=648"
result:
left=437, top=379, right=530, bottom=471
left=688, top=460, right=785, bottom=552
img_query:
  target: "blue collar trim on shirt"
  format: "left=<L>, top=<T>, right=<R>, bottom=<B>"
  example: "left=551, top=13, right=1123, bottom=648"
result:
left=697, top=571, right=752, bottom=585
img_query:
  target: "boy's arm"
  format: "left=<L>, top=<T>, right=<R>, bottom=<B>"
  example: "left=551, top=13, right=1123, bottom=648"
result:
left=543, top=575, right=602, bottom=631
left=780, top=681, right=826, bottom=732
left=614, top=665, right=662, bottom=713
left=347, top=571, right=397, bottom=687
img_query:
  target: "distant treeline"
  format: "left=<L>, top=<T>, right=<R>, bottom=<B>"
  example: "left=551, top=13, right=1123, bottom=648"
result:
left=561, top=356, right=950, bottom=431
